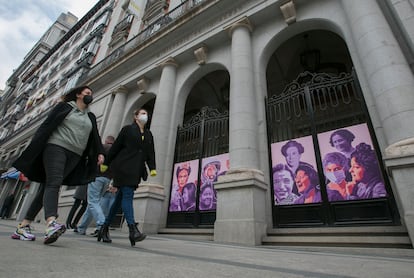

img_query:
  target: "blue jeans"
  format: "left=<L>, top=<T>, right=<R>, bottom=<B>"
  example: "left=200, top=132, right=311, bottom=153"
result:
left=105, top=186, right=135, bottom=225
left=100, top=191, right=116, bottom=218
left=77, top=177, right=110, bottom=233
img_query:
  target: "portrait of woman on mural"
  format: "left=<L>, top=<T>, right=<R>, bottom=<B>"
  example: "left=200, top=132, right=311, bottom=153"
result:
left=169, top=160, right=198, bottom=212
left=271, top=136, right=319, bottom=205
left=293, top=164, right=322, bottom=204
left=280, top=140, right=314, bottom=175
left=318, top=123, right=386, bottom=202
left=272, top=163, right=299, bottom=205
left=199, top=153, right=229, bottom=210
left=199, top=183, right=216, bottom=211
left=329, top=129, right=356, bottom=161
left=201, top=160, right=221, bottom=185
left=182, top=183, right=197, bottom=211
left=348, top=142, right=387, bottom=200
left=322, top=152, right=352, bottom=201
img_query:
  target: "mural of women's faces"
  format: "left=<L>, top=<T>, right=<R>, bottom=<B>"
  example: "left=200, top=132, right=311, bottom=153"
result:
left=271, top=136, right=320, bottom=205
left=169, top=159, right=199, bottom=212
left=199, top=153, right=229, bottom=211
left=317, top=123, right=387, bottom=202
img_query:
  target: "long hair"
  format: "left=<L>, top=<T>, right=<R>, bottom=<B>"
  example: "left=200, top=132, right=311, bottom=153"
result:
left=351, top=143, right=381, bottom=180
left=296, top=164, right=319, bottom=187
left=62, top=86, right=91, bottom=102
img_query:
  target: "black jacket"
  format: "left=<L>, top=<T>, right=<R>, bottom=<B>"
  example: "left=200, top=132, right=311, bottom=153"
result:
left=106, top=122, right=156, bottom=188
left=13, top=102, right=104, bottom=186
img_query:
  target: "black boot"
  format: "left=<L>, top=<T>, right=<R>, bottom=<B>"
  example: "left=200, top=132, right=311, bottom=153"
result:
left=97, top=224, right=112, bottom=243
left=128, top=223, right=146, bottom=246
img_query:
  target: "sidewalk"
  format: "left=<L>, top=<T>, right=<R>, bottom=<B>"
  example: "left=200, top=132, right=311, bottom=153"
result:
left=1, top=220, right=413, bottom=278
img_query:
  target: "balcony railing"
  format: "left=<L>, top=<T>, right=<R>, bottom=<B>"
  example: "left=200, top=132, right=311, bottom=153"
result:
left=80, top=0, right=211, bottom=83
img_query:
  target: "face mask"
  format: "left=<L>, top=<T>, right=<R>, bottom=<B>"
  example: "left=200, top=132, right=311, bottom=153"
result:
left=138, top=114, right=148, bottom=124
left=83, top=95, right=93, bottom=105
left=325, top=170, right=346, bottom=184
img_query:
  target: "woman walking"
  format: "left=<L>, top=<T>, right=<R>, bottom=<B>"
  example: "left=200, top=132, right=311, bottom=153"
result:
left=98, top=108, right=156, bottom=246
left=11, top=85, right=104, bottom=244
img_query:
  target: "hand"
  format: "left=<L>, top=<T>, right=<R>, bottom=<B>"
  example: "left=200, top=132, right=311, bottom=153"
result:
left=100, top=164, right=108, bottom=173
left=97, top=154, right=105, bottom=165
left=346, top=181, right=356, bottom=196
left=109, top=185, right=118, bottom=193
left=108, top=181, right=117, bottom=193
left=150, top=170, right=157, bottom=177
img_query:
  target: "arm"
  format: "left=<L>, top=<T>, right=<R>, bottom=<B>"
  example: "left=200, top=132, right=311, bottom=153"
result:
left=88, top=112, right=105, bottom=164
left=146, top=131, right=156, bottom=171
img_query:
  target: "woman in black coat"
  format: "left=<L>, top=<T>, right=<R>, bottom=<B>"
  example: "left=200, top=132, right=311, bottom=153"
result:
left=98, top=108, right=156, bottom=246
left=11, top=85, right=104, bottom=245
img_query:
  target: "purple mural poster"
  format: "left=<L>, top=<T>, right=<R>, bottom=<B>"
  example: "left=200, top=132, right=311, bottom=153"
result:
left=317, top=123, right=387, bottom=202
left=271, top=136, right=322, bottom=205
left=169, top=159, right=199, bottom=212
left=199, top=153, right=230, bottom=211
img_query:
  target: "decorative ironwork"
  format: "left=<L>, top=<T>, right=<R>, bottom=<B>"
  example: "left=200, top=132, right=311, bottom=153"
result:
left=181, top=107, right=228, bottom=129
left=266, top=71, right=366, bottom=143
left=175, top=106, right=229, bottom=162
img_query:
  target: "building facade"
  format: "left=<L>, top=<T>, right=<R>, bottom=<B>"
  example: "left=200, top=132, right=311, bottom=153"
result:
left=1, top=0, right=414, bottom=247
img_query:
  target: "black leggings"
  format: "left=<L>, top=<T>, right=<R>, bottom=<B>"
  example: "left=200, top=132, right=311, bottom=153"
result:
left=66, top=198, right=87, bottom=227
left=24, top=144, right=81, bottom=221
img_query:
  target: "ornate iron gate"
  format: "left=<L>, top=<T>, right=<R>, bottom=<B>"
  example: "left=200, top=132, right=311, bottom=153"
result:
left=167, top=107, right=229, bottom=228
left=266, top=70, right=399, bottom=227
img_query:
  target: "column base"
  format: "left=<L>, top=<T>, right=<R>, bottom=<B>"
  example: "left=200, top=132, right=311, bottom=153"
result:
left=213, top=168, right=268, bottom=246
left=385, top=139, right=414, bottom=248
left=132, top=183, right=165, bottom=234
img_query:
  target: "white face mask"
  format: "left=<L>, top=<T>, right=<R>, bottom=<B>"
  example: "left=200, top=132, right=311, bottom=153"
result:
left=325, top=170, right=346, bottom=184
left=138, top=114, right=148, bottom=124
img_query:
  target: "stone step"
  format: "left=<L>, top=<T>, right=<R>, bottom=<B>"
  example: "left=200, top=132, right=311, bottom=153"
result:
left=263, top=226, right=412, bottom=248
left=158, top=228, right=214, bottom=241
left=158, top=226, right=412, bottom=248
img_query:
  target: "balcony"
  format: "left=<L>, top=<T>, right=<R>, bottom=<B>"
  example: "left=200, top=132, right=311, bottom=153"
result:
left=80, top=0, right=212, bottom=83
left=110, top=14, right=134, bottom=47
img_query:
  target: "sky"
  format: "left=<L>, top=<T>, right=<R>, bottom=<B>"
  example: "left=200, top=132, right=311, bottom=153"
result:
left=0, top=0, right=99, bottom=90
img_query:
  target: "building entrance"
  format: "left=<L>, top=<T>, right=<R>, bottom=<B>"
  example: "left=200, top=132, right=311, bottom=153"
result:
left=266, top=70, right=400, bottom=227
left=167, top=107, right=229, bottom=228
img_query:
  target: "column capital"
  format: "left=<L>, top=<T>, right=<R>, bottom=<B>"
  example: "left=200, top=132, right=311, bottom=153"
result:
left=226, top=17, right=253, bottom=37
left=158, top=57, right=178, bottom=69
left=111, top=85, right=128, bottom=95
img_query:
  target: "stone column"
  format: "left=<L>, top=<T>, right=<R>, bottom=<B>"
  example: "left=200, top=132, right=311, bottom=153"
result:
left=150, top=58, right=178, bottom=185
left=214, top=18, right=267, bottom=245
left=103, top=86, right=128, bottom=138
left=342, top=0, right=414, bottom=246
left=136, top=58, right=177, bottom=233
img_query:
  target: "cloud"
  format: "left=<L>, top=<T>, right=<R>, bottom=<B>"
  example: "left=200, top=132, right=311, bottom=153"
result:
left=0, top=0, right=97, bottom=90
